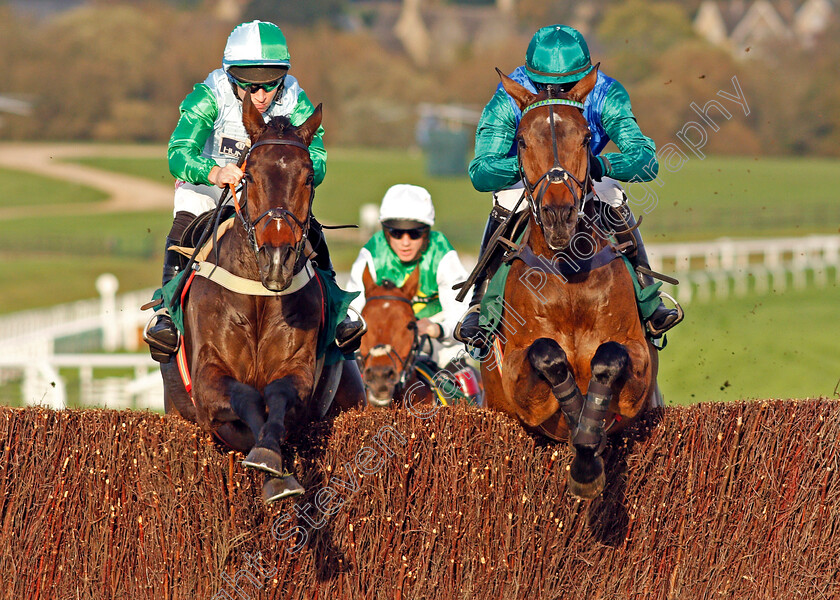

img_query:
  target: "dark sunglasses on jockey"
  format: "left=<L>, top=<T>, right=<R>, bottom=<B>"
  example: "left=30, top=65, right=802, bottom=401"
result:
left=385, top=225, right=429, bottom=240
left=229, top=74, right=285, bottom=94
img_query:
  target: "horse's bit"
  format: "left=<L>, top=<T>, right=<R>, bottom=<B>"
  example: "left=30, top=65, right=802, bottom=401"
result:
left=516, top=98, right=593, bottom=229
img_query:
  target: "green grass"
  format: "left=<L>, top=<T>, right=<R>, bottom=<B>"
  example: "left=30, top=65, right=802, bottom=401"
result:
left=5, top=148, right=840, bottom=405
left=61, top=151, right=840, bottom=246
left=626, top=155, right=840, bottom=241
left=659, top=280, right=840, bottom=405
left=1, top=166, right=108, bottom=208
left=68, top=156, right=174, bottom=186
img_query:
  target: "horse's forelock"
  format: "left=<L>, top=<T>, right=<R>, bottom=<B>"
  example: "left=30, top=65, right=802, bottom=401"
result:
left=264, top=115, right=295, bottom=136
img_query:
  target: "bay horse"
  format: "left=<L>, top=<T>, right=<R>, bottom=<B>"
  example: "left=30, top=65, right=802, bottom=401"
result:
left=357, top=264, right=436, bottom=409
left=478, top=67, right=659, bottom=499
left=161, top=94, right=365, bottom=503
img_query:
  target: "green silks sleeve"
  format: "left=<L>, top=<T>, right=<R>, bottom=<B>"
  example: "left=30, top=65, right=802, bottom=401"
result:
left=167, top=84, right=219, bottom=185
left=288, top=89, right=327, bottom=187
left=600, top=82, right=658, bottom=183
left=468, top=89, right=521, bottom=193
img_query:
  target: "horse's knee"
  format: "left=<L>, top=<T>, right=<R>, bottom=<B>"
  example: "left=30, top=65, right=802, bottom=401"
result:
left=229, top=382, right=265, bottom=425
left=527, top=337, right=569, bottom=387
left=590, top=342, right=630, bottom=387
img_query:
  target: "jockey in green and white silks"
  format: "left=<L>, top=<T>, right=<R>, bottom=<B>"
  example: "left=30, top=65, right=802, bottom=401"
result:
left=455, top=24, right=681, bottom=348
left=169, top=22, right=325, bottom=216
left=346, top=184, right=469, bottom=365
left=145, top=20, right=364, bottom=363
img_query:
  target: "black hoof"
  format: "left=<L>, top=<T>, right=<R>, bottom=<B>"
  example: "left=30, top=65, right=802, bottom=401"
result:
left=568, top=449, right=605, bottom=500
left=242, top=447, right=284, bottom=477
left=263, top=474, right=305, bottom=504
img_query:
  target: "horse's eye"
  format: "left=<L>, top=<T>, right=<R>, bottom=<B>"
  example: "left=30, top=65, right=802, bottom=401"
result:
left=583, top=134, right=592, bottom=147
left=306, top=173, right=314, bottom=186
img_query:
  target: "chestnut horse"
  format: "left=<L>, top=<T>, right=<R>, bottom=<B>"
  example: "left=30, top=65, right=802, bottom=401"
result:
left=357, top=264, right=436, bottom=409
left=478, top=67, right=659, bottom=499
left=161, top=94, right=365, bottom=503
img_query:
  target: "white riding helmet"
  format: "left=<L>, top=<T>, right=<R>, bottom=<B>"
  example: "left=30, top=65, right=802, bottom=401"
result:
left=223, top=21, right=291, bottom=83
left=379, top=184, right=435, bottom=229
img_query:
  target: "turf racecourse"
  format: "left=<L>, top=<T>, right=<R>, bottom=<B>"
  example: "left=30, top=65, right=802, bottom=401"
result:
left=0, top=148, right=838, bottom=404
left=1, top=402, right=837, bottom=599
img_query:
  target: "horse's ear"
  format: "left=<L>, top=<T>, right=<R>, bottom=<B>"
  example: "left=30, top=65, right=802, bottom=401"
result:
left=297, top=104, right=323, bottom=147
left=362, top=263, right=376, bottom=294
left=402, top=265, right=421, bottom=300
left=497, top=67, right=538, bottom=112
left=566, top=63, right=599, bottom=104
left=242, top=92, right=265, bottom=142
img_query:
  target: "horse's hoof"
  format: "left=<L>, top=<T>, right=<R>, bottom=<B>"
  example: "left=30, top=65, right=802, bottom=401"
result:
left=567, top=451, right=606, bottom=500
left=242, top=447, right=284, bottom=477
left=263, top=475, right=305, bottom=504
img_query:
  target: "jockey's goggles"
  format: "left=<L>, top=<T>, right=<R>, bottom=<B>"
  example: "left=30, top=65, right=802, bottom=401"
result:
left=229, top=74, right=285, bottom=94
left=385, top=225, right=429, bottom=240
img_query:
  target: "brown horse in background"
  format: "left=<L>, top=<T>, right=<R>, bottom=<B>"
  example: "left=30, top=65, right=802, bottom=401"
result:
left=161, top=94, right=365, bottom=503
left=357, top=264, right=436, bottom=410
left=479, top=67, right=658, bottom=499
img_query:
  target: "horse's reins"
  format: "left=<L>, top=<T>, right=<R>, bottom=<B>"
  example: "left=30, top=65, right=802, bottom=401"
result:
left=517, top=98, right=593, bottom=231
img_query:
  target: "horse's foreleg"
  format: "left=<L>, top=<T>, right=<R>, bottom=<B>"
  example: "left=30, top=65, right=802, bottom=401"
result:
left=527, top=337, right=584, bottom=430
left=242, top=376, right=299, bottom=477
left=568, top=341, right=630, bottom=500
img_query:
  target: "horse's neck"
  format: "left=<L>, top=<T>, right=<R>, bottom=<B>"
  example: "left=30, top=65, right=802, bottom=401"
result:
left=217, top=226, right=260, bottom=278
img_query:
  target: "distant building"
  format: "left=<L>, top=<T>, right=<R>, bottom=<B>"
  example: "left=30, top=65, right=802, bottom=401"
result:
left=694, top=0, right=835, bottom=55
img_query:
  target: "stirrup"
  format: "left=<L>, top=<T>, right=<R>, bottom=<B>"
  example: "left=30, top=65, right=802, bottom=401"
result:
left=142, top=309, right=180, bottom=354
left=646, top=290, right=684, bottom=338
left=453, top=305, right=489, bottom=348
left=336, top=307, right=367, bottom=352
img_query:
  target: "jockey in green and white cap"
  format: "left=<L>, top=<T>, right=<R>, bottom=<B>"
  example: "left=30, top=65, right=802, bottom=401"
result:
left=346, top=184, right=470, bottom=366
left=145, top=20, right=367, bottom=362
left=456, top=24, right=681, bottom=348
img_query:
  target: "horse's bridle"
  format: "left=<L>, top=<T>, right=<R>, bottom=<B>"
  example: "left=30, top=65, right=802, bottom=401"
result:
left=516, top=98, right=593, bottom=230
left=235, top=138, right=316, bottom=276
left=358, top=293, right=429, bottom=398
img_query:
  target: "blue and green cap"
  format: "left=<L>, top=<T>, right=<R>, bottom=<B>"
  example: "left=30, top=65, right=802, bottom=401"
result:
left=525, top=25, right=593, bottom=85
left=223, top=21, right=291, bottom=83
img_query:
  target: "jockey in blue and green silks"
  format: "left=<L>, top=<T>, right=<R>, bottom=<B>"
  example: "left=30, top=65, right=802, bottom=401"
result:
left=346, top=184, right=470, bottom=367
left=456, top=24, right=681, bottom=348
left=144, top=20, right=363, bottom=362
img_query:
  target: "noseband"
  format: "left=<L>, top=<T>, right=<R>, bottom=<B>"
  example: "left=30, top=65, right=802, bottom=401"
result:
left=517, top=99, right=593, bottom=230
left=236, top=138, right=315, bottom=275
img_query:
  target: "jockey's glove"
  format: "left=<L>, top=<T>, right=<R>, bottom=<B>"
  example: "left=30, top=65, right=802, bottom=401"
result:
left=589, top=151, right=606, bottom=182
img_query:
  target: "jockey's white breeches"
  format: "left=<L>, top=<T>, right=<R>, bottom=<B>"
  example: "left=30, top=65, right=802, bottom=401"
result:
left=173, top=182, right=240, bottom=217
left=492, top=177, right=628, bottom=212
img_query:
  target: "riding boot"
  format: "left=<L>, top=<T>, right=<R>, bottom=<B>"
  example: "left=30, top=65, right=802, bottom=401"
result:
left=454, top=207, right=509, bottom=348
left=145, top=236, right=187, bottom=362
left=309, top=217, right=366, bottom=353
left=608, top=205, right=681, bottom=338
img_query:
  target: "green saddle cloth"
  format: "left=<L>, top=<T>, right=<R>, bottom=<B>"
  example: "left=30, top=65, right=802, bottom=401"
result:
left=151, top=266, right=357, bottom=365
left=479, top=249, right=662, bottom=336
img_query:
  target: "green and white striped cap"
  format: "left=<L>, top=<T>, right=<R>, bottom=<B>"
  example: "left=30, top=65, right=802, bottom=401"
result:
left=222, top=21, right=291, bottom=70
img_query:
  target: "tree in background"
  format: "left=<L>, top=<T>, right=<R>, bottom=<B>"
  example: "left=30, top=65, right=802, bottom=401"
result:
left=596, top=0, right=695, bottom=85
left=243, top=0, right=346, bottom=26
